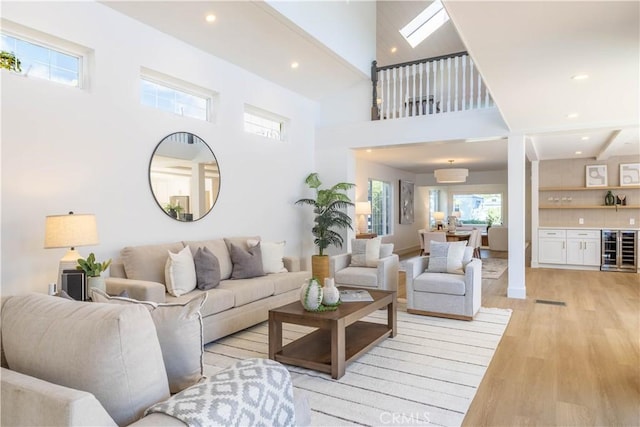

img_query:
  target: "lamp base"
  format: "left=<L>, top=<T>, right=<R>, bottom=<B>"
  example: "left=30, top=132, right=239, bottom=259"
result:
left=57, top=248, right=83, bottom=286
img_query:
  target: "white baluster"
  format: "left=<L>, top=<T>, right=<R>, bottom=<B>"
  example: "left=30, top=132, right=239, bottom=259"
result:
left=412, top=64, right=416, bottom=117
left=462, top=55, right=467, bottom=110
left=469, top=58, right=474, bottom=110
left=432, top=60, right=437, bottom=114
left=454, top=56, right=459, bottom=112
left=418, top=63, right=423, bottom=116
left=379, top=70, right=385, bottom=120
left=439, top=59, right=444, bottom=113
left=426, top=61, right=431, bottom=115
left=447, top=57, right=451, bottom=113
left=392, top=67, right=397, bottom=119
left=485, top=80, right=490, bottom=108
left=405, top=66, right=410, bottom=117
left=385, top=69, right=390, bottom=120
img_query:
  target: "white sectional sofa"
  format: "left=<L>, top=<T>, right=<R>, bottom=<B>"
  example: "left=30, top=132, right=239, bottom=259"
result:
left=106, top=236, right=311, bottom=344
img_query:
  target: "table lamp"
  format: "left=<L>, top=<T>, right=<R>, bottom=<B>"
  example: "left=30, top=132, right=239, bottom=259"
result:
left=44, top=211, right=99, bottom=286
left=433, top=211, right=445, bottom=229
left=355, top=202, right=372, bottom=234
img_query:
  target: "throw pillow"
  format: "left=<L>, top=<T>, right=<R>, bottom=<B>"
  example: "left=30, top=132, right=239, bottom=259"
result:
left=426, top=241, right=467, bottom=274
left=193, top=247, right=221, bottom=290
left=92, top=289, right=207, bottom=394
left=229, top=242, right=264, bottom=279
left=247, top=239, right=287, bottom=274
left=350, top=237, right=382, bottom=267
left=164, top=246, right=197, bottom=297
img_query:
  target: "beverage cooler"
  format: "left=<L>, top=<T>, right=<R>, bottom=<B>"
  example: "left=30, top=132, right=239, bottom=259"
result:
left=601, top=230, right=638, bottom=272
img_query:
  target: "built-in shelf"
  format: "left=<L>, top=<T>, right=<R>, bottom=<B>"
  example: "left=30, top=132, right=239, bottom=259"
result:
left=539, top=205, right=640, bottom=209
left=540, top=186, right=640, bottom=191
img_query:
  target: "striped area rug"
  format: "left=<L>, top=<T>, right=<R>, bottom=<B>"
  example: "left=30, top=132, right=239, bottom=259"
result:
left=203, top=307, right=512, bottom=427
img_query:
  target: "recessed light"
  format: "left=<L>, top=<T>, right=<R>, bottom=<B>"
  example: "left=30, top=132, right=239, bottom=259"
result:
left=571, top=74, right=589, bottom=80
left=391, top=47, right=397, bottom=53
left=290, top=62, right=299, bottom=69
left=567, top=113, right=579, bottom=119
left=575, top=151, right=582, bottom=155
left=205, top=14, right=216, bottom=22
left=581, top=136, right=590, bottom=141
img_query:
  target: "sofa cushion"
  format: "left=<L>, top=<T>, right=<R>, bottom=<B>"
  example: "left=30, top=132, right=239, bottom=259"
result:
left=426, top=241, right=467, bottom=274
left=414, top=272, right=466, bottom=296
left=165, top=246, right=197, bottom=297
left=224, top=236, right=260, bottom=252
left=217, top=277, right=275, bottom=307
left=92, top=289, right=207, bottom=394
left=380, top=243, right=394, bottom=258
left=229, top=242, right=264, bottom=279
left=193, top=247, right=221, bottom=290
left=122, top=242, right=184, bottom=284
left=184, top=239, right=233, bottom=281
left=271, top=271, right=311, bottom=295
left=335, top=266, right=378, bottom=288
left=350, top=238, right=381, bottom=267
left=1, top=293, right=169, bottom=426
left=165, top=288, right=235, bottom=317
left=248, top=239, right=287, bottom=274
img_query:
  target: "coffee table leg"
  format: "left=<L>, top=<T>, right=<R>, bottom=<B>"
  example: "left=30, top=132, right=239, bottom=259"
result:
left=331, top=319, right=346, bottom=379
left=388, top=295, right=397, bottom=338
left=268, top=312, right=282, bottom=360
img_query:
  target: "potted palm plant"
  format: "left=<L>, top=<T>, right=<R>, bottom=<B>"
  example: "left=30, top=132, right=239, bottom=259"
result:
left=295, top=172, right=355, bottom=283
left=77, top=253, right=112, bottom=297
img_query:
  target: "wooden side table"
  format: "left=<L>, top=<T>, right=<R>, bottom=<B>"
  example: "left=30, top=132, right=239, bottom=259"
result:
left=356, top=233, right=378, bottom=239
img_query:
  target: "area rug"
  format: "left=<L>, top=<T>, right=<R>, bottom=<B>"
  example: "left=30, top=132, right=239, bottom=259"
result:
left=400, top=256, right=508, bottom=280
left=204, top=307, right=512, bottom=426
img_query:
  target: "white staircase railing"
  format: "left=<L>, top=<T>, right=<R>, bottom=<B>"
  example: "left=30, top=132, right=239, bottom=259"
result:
left=371, top=52, right=494, bottom=120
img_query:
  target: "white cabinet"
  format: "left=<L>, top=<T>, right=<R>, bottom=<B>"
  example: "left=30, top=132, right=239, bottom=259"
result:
left=566, top=230, right=601, bottom=266
left=539, top=230, right=566, bottom=264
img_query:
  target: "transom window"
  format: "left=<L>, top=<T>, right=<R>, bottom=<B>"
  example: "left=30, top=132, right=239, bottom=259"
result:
left=1, top=33, right=81, bottom=87
left=368, top=179, right=392, bottom=236
left=244, top=105, right=287, bottom=141
left=140, top=77, right=209, bottom=121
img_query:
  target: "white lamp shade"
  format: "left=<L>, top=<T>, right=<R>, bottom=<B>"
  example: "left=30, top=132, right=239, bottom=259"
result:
left=433, top=211, right=445, bottom=221
left=44, top=213, right=99, bottom=249
left=355, top=202, right=372, bottom=215
left=434, top=168, right=469, bottom=183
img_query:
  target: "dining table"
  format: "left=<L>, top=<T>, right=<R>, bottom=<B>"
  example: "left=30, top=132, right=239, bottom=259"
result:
left=445, top=231, right=472, bottom=242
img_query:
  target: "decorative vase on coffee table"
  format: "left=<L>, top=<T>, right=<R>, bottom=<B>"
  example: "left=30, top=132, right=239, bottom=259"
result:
left=322, top=277, right=340, bottom=305
left=300, top=278, right=323, bottom=311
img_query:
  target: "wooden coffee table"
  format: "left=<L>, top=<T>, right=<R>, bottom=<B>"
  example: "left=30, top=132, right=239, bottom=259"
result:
left=268, top=288, right=396, bottom=379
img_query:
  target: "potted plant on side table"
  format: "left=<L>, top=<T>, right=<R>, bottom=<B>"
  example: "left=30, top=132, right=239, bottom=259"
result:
left=77, top=253, right=112, bottom=298
left=295, top=172, right=354, bottom=284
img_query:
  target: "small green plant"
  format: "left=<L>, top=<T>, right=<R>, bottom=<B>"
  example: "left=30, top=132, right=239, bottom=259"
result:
left=486, top=211, right=499, bottom=227
left=0, top=51, right=21, bottom=72
left=77, top=253, right=112, bottom=277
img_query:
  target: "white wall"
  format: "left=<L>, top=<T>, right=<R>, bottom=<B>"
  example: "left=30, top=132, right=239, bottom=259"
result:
left=355, top=158, right=426, bottom=254
left=0, top=2, right=318, bottom=295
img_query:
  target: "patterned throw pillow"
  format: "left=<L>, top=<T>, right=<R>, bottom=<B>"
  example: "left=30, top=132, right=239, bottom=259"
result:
left=350, top=237, right=382, bottom=267
left=426, top=241, right=467, bottom=274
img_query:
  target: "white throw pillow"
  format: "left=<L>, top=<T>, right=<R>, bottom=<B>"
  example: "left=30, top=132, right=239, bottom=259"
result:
left=248, top=239, right=287, bottom=274
left=426, top=241, right=467, bottom=274
left=92, top=289, right=207, bottom=394
left=164, top=246, right=197, bottom=297
left=350, top=237, right=382, bottom=267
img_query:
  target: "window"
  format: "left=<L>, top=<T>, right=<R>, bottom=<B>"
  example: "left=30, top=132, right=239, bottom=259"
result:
left=368, top=179, right=392, bottom=236
left=429, top=189, right=440, bottom=227
left=1, top=33, right=81, bottom=87
left=244, top=105, right=287, bottom=141
left=399, top=0, right=450, bottom=48
left=140, top=76, right=210, bottom=121
left=452, top=193, right=502, bottom=225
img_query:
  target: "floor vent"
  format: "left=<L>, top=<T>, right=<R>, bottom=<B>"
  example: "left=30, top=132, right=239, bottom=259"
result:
left=535, top=299, right=566, bottom=306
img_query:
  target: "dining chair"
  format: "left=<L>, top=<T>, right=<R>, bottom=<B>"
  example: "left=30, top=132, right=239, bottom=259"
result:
left=422, top=231, right=447, bottom=255
left=418, top=229, right=427, bottom=255
left=469, top=228, right=482, bottom=258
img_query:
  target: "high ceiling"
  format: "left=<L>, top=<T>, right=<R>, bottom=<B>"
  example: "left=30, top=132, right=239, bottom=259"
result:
left=104, top=1, right=639, bottom=174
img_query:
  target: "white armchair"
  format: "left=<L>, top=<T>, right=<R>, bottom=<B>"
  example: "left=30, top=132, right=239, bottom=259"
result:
left=330, top=243, right=399, bottom=292
left=405, top=246, right=481, bottom=320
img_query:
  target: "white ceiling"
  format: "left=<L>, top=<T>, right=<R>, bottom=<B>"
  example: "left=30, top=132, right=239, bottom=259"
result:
left=105, top=0, right=639, bottom=174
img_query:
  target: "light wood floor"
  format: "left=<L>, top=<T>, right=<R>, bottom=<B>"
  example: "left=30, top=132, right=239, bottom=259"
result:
left=398, top=250, right=639, bottom=426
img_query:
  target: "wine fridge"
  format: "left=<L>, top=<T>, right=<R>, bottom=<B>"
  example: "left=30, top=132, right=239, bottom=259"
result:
left=601, top=230, right=638, bottom=272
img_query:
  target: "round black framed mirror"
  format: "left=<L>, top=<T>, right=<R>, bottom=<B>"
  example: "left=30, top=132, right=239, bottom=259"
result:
left=149, top=132, right=220, bottom=222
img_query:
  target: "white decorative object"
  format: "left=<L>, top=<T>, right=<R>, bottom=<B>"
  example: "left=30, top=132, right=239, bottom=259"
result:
left=322, top=278, right=340, bottom=305
left=87, top=276, right=106, bottom=298
left=620, top=163, right=640, bottom=186
left=300, top=278, right=323, bottom=311
left=585, top=165, right=607, bottom=187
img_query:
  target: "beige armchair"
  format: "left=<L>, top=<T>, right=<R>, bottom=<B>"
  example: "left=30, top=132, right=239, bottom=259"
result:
left=330, top=243, right=399, bottom=292
left=405, top=246, right=481, bottom=320
left=488, top=226, right=508, bottom=251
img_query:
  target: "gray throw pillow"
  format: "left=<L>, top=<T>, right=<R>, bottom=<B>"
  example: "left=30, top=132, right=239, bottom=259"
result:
left=193, top=247, right=221, bottom=290
left=229, top=242, right=264, bottom=279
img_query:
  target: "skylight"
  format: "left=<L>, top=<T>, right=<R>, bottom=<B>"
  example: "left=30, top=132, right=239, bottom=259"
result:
left=399, top=0, right=450, bottom=48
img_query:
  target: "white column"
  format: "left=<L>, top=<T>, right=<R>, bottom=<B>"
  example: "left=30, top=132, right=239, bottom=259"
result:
left=191, top=162, right=206, bottom=218
left=531, top=160, right=540, bottom=268
left=508, top=133, right=526, bottom=299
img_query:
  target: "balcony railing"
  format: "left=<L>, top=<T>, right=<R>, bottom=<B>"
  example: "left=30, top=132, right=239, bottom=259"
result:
left=371, top=52, right=494, bottom=120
